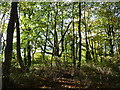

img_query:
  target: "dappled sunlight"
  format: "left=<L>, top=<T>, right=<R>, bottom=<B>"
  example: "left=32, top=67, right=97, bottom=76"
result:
left=1, top=1, right=120, bottom=89
left=8, top=64, right=120, bottom=88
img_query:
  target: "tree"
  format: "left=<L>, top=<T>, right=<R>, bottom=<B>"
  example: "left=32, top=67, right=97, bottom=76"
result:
left=78, top=2, right=82, bottom=68
left=3, top=2, right=18, bottom=88
left=16, top=5, right=25, bottom=70
left=83, top=3, right=91, bottom=62
left=72, top=2, right=75, bottom=68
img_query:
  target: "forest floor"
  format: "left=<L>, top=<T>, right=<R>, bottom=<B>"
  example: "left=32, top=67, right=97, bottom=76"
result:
left=9, top=63, right=120, bottom=89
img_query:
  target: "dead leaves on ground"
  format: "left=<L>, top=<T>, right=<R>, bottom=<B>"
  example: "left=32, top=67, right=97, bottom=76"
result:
left=9, top=66, right=120, bottom=89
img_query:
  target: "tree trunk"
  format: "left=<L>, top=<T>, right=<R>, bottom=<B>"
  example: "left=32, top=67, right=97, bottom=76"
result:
left=43, top=12, right=49, bottom=60
left=54, top=3, right=60, bottom=68
left=0, top=33, right=3, bottom=54
left=24, top=47, right=27, bottom=65
left=104, top=39, right=107, bottom=56
left=107, top=20, right=114, bottom=57
left=78, top=2, right=82, bottom=68
left=72, top=3, right=75, bottom=68
left=27, top=40, right=31, bottom=68
left=91, top=41, right=95, bottom=63
left=59, top=10, right=64, bottom=57
left=110, top=25, right=114, bottom=57
left=84, top=5, right=91, bottom=62
left=16, top=7, right=25, bottom=70
left=3, top=2, right=18, bottom=88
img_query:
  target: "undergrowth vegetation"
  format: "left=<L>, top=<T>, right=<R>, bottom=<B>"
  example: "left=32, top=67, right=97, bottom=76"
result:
left=9, top=62, right=120, bottom=89
left=1, top=2, right=120, bottom=89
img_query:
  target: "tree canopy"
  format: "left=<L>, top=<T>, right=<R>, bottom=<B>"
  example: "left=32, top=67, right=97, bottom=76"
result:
left=0, top=1, right=120, bottom=89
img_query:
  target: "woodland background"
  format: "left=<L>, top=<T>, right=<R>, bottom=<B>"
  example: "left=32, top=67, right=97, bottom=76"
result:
left=0, top=1, right=120, bottom=88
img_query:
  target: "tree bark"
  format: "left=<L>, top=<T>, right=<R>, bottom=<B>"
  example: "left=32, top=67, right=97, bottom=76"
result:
left=78, top=2, right=82, bottom=68
left=24, top=47, right=27, bottom=65
left=72, top=3, right=75, bottom=68
left=108, top=24, right=114, bottom=57
left=84, top=4, right=91, bottom=62
left=3, top=2, right=18, bottom=88
left=16, top=6, right=25, bottom=69
left=27, top=40, right=31, bottom=68
left=54, top=3, right=60, bottom=68
left=43, top=12, right=49, bottom=60
left=0, top=33, right=3, bottom=54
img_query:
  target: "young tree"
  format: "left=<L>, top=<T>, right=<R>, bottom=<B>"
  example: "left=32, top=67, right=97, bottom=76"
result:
left=84, top=3, right=91, bottom=62
left=78, top=2, right=82, bottom=68
left=72, top=2, right=75, bottom=68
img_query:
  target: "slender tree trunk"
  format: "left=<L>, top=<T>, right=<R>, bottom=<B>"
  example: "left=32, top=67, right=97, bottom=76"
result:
left=16, top=7, right=25, bottom=69
left=78, top=2, right=82, bottom=68
left=108, top=19, right=114, bottom=57
left=43, top=12, right=49, bottom=60
left=0, top=14, right=6, bottom=53
left=98, top=41, right=103, bottom=62
left=0, top=33, right=3, bottom=54
left=3, top=2, right=18, bottom=88
left=59, top=21, right=72, bottom=57
left=51, top=51, right=53, bottom=69
left=27, top=40, right=31, bottom=68
left=24, top=47, right=27, bottom=65
left=54, top=3, right=60, bottom=68
left=84, top=6, right=91, bottom=62
left=50, top=11, right=53, bottom=69
left=54, top=3, right=57, bottom=57
left=94, top=43, right=98, bottom=62
left=91, top=41, right=95, bottom=63
left=65, top=40, right=68, bottom=67
left=90, top=40, right=95, bottom=63
left=105, top=39, right=107, bottom=56
left=76, top=33, right=78, bottom=63
left=110, top=25, right=114, bottom=57
left=2, top=38, right=5, bottom=60
left=72, top=3, right=75, bottom=68
left=59, top=10, right=64, bottom=57
left=31, top=39, right=37, bottom=61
